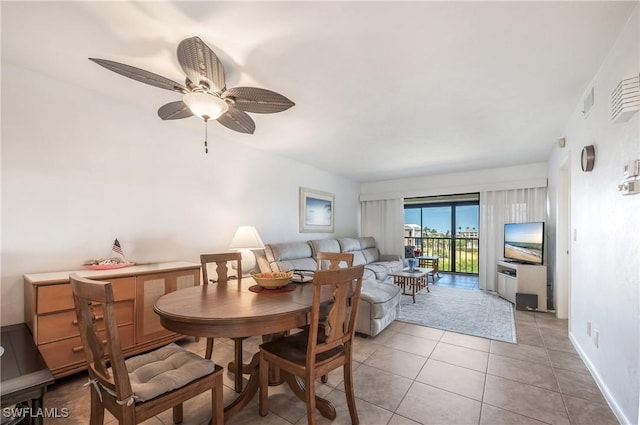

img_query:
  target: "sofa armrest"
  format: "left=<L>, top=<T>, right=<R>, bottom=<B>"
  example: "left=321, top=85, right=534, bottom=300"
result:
left=255, top=249, right=271, bottom=272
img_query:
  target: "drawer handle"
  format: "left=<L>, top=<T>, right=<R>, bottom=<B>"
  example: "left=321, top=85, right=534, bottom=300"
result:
left=72, top=339, right=106, bottom=353
left=72, top=315, right=104, bottom=325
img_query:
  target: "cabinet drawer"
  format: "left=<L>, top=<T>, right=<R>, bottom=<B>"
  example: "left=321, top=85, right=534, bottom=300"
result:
left=37, top=277, right=135, bottom=314
left=39, top=324, right=134, bottom=372
left=37, top=300, right=134, bottom=344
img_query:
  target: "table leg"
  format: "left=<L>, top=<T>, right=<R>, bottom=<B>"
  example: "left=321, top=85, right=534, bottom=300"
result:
left=223, top=353, right=261, bottom=421
left=233, top=338, right=243, bottom=393
left=229, top=347, right=283, bottom=386
left=225, top=338, right=283, bottom=419
left=223, top=334, right=336, bottom=422
left=280, top=371, right=337, bottom=420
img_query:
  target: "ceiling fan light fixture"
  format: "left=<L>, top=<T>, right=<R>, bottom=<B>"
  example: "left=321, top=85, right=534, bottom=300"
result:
left=91, top=36, right=293, bottom=136
left=183, top=92, right=228, bottom=120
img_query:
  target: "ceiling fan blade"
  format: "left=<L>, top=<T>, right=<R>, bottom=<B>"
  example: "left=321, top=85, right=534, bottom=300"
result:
left=158, top=101, right=194, bottom=120
left=217, top=106, right=255, bottom=134
left=177, top=36, right=225, bottom=93
left=222, top=87, right=295, bottom=114
left=89, top=58, right=186, bottom=93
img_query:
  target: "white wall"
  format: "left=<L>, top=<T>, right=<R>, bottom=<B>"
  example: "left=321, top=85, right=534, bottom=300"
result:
left=360, top=162, right=547, bottom=201
left=547, top=5, right=639, bottom=424
left=1, top=63, right=360, bottom=325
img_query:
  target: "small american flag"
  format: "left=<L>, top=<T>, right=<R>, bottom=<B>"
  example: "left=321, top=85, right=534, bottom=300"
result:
left=112, top=238, right=124, bottom=256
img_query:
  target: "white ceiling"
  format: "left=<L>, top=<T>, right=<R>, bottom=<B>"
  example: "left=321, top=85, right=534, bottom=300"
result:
left=2, top=1, right=636, bottom=182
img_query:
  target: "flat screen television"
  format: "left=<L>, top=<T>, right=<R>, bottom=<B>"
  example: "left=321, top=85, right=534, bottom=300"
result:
left=504, top=222, right=544, bottom=265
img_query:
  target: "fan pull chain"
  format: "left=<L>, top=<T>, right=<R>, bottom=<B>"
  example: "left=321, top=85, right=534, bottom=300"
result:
left=203, top=117, right=209, bottom=154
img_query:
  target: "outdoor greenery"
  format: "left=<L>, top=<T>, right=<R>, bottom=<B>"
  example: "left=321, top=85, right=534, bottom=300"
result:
left=411, top=236, right=479, bottom=274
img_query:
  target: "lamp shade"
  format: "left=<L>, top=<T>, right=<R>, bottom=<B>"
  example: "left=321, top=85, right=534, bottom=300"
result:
left=183, top=92, right=229, bottom=120
left=229, top=226, right=265, bottom=250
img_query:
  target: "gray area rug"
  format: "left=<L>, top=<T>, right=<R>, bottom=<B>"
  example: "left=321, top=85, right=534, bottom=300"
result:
left=397, top=285, right=516, bottom=343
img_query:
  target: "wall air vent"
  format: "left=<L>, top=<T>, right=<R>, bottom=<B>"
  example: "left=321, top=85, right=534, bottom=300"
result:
left=611, top=74, right=640, bottom=123
left=582, top=87, right=595, bottom=118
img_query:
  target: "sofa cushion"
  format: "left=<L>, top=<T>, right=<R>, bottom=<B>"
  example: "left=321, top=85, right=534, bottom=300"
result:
left=337, top=238, right=367, bottom=265
left=264, top=242, right=317, bottom=272
left=270, top=258, right=318, bottom=273
left=360, top=280, right=401, bottom=319
left=358, top=237, right=377, bottom=249
left=350, top=251, right=366, bottom=266
left=265, top=242, right=312, bottom=262
left=362, top=268, right=377, bottom=281
left=308, top=239, right=341, bottom=257
left=382, top=259, right=404, bottom=274
left=338, top=238, right=361, bottom=253
left=361, top=247, right=380, bottom=264
left=364, top=263, right=389, bottom=281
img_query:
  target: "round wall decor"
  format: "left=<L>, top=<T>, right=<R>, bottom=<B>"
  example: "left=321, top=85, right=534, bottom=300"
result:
left=581, top=145, right=595, bottom=172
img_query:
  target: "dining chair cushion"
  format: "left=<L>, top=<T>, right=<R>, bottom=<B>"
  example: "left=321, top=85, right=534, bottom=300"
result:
left=260, top=331, right=343, bottom=365
left=109, top=344, right=217, bottom=402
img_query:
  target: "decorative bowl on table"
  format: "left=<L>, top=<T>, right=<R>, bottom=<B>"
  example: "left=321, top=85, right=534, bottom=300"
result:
left=251, top=271, right=294, bottom=289
left=83, top=258, right=135, bottom=270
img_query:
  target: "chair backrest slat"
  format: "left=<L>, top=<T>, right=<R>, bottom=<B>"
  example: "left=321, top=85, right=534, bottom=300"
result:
left=201, top=252, right=242, bottom=284
left=316, top=252, right=354, bottom=271
left=307, top=265, right=364, bottom=363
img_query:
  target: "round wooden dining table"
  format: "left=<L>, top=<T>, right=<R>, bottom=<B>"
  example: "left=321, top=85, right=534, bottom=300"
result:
left=153, top=279, right=336, bottom=421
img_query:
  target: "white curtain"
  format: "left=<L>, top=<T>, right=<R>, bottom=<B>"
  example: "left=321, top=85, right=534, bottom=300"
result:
left=361, top=199, right=404, bottom=256
left=479, top=188, right=547, bottom=291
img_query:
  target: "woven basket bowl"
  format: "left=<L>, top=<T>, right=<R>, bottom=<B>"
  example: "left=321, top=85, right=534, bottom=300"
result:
left=251, top=270, right=294, bottom=289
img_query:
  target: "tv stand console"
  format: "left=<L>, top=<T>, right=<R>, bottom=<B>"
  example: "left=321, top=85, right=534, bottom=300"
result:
left=496, top=260, right=547, bottom=311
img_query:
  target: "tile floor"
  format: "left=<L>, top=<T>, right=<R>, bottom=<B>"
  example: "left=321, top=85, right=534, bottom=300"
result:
left=41, top=301, right=619, bottom=425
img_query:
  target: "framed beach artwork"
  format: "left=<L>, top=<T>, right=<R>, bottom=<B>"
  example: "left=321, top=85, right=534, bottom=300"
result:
left=299, top=187, right=334, bottom=233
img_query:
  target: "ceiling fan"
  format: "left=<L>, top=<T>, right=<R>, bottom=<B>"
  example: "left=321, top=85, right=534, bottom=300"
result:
left=90, top=36, right=294, bottom=152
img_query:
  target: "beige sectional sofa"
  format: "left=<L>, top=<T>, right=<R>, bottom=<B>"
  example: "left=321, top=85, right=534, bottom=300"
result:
left=256, top=237, right=403, bottom=336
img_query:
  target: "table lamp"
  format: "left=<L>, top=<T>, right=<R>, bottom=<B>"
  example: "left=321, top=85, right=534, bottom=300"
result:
left=229, top=226, right=265, bottom=275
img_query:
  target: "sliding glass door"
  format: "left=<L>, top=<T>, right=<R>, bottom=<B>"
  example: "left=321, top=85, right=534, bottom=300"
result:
left=404, top=195, right=479, bottom=274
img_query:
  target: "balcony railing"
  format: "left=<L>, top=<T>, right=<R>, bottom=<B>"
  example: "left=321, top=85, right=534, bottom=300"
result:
left=405, top=236, right=479, bottom=274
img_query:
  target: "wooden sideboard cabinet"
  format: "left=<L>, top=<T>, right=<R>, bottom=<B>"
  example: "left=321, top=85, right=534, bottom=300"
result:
left=24, top=262, right=200, bottom=378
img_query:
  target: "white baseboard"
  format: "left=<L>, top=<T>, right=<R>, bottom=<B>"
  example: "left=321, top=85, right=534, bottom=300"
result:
left=568, top=332, right=634, bottom=425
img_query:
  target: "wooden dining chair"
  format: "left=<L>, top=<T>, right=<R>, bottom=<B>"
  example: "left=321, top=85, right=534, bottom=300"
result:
left=259, top=265, right=365, bottom=425
left=69, top=273, right=224, bottom=425
left=200, top=252, right=246, bottom=393
left=315, top=252, right=354, bottom=383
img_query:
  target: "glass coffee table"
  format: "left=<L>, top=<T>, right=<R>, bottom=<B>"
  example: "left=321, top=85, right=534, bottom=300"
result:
left=389, top=268, right=432, bottom=303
